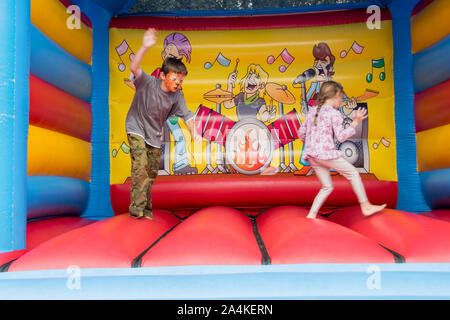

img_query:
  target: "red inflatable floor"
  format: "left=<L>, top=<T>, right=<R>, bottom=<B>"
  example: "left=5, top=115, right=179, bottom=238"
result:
left=4, top=205, right=450, bottom=272
left=2, top=176, right=450, bottom=272
left=0, top=217, right=95, bottom=268
left=326, top=206, right=450, bottom=262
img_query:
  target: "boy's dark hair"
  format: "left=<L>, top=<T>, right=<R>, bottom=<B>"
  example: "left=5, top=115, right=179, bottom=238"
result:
left=161, top=57, right=188, bottom=76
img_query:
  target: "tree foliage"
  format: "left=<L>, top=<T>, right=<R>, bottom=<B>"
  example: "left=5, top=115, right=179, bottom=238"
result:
left=127, top=0, right=365, bottom=13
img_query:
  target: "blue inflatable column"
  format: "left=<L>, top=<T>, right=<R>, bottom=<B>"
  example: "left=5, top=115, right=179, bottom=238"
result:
left=72, top=0, right=115, bottom=219
left=0, top=0, right=30, bottom=252
left=388, top=0, right=429, bottom=213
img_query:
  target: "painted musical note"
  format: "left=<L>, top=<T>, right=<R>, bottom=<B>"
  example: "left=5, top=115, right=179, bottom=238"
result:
left=267, top=48, right=295, bottom=73
left=372, top=137, right=390, bottom=149
left=204, top=52, right=231, bottom=69
left=112, top=141, right=130, bottom=157
left=115, top=40, right=135, bottom=72
left=366, top=58, right=386, bottom=83
left=340, top=41, right=364, bottom=58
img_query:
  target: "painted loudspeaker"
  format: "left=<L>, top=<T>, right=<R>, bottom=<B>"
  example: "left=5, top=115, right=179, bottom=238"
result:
left=335, top=102, right=370, bottom=173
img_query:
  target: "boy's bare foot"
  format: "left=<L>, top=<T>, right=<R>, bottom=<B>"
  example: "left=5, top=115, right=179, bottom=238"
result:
left=306, top=213, right=317, bottom=219
left=361, top=203, right=386, bottom=217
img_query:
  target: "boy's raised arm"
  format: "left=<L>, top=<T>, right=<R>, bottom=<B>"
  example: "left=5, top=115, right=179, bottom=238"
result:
left=130, top=28, right=158, bottom=79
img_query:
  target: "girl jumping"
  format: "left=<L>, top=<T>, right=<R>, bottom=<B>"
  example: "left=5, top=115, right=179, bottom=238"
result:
left=298, top=80, right=386, bottom=219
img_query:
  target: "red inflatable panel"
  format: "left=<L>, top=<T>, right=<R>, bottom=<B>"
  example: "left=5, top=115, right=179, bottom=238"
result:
left=26, top=217, right=96, bottom=248
left=110, top=174, right=397, bottom=214
left=326, top=206, right=450, bottom=262
left=29, top=74, right=92, bottom=142
left=419, top=209, right=450, bottom=223
left=140, top=206, right=262, bottom=267
left=0, top=250, right=27, bottom=268
left=414, top=79, right=450, bottom=133
left=257, top=206, right=395, bottom=264
left=0, top=217, right=94, bottom=267
left=9, top=211, right=179, bottom=271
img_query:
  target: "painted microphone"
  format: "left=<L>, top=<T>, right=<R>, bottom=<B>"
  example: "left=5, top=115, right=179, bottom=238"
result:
left=293, top=68, right=315, bottom=84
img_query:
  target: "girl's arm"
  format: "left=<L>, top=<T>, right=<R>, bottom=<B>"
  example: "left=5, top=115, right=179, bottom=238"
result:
left=331, top=110, right=356, bottom=143
left=351, top=108, right=368, bottom=128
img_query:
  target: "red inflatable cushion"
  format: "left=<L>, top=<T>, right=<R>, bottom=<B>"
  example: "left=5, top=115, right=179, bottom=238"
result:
left=9, top=211, right=179, bottom=271
left=0, top=250, right=26, bottom=268
left=257, top=206, right=395, bottom=264
left=326, top=206, right=450, bottom=262
left=0, top=217, right=95, bottom=267
left=139, top=206, right=263, bottom=267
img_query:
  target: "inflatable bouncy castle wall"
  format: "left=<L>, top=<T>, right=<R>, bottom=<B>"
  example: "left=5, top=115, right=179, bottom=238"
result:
left=28, top=1, right=93, bottom=219
left=0, top=0, right=449, bottom=299
left=0, top=0, right=96, bottom=268
left=411, top=0, right=450, bottom=212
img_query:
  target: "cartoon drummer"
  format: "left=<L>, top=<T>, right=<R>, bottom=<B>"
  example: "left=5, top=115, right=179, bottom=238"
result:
left=294, top=42, right=358, bottom=175
left=223, top=63, right=279, bottom=174
left=223, top=63, right=276, bottom=123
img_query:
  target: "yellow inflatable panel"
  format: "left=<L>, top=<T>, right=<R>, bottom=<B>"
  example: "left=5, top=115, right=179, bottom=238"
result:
left=416, top=124, right=450, bottom=172
left=28, top=125, right=92, bottom=181
left=31, top=0, right=92, bottom=64
left=411, top=0, right=450, bottom=54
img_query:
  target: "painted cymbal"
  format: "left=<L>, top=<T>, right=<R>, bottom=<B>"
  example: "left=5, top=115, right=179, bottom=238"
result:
left=266, top=82, right=296, bottom=104
left=203, top=87, right=233, bottom=103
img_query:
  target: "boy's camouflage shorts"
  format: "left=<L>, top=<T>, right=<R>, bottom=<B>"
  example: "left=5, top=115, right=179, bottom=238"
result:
left=127, top=134, right=160, bottom=219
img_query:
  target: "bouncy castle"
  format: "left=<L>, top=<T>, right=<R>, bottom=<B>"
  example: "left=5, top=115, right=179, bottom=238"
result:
left=0, top=0, right=449, bottom=299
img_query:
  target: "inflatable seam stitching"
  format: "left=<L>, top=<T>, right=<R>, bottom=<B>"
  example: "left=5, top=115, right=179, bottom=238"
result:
left=378, top=244, right=405, bottom=263
left=131, top=221, right=182, bottom=268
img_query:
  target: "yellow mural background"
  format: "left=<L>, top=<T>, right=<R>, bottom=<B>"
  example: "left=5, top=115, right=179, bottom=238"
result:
left=109, top=19, right=396, bottom=184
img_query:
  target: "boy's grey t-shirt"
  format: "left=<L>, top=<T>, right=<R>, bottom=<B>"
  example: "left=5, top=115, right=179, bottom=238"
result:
left=125, top=70, right=194, bottom=148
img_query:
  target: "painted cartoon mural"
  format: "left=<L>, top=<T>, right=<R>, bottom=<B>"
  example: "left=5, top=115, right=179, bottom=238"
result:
left=109, top=18, right=396, bottom=184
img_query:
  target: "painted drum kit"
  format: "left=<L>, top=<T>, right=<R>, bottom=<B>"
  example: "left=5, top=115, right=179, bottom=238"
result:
left=196, top=83, right=301, bottom=175
left=198, top=84, right=234, bottom=174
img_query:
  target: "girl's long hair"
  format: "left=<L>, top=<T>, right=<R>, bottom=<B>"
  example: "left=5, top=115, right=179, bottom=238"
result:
left=314, top=81, right=343, bottom=125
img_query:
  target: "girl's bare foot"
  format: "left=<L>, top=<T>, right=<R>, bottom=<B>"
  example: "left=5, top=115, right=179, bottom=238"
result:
left=306, top=212, right=317, bottom=219
left=361, top=202, right=386, bottom=217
